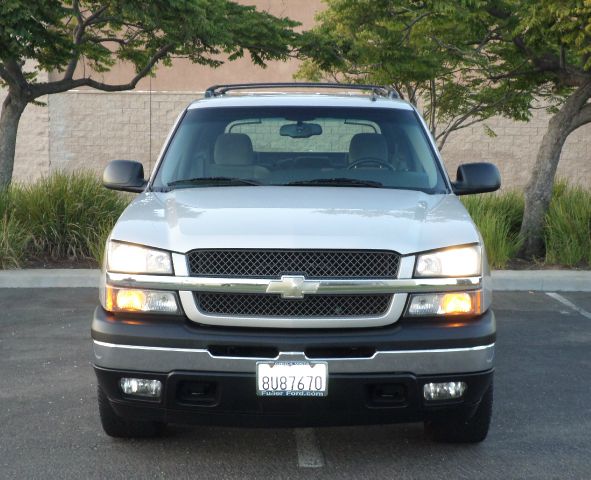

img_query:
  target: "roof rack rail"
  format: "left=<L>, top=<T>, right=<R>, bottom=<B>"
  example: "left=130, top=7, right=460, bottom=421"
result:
left=204, top=82, right=399, bottom=99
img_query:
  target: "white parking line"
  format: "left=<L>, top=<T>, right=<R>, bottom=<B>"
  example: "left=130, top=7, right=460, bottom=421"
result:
left=294, top=428, right=325, bottom=468
left=546, top=292, right=591, bottom=320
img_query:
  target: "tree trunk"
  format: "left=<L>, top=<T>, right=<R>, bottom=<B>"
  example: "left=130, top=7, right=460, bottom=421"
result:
left=519, top=81, right=591, bottom=259
left=0, top=92, right=27, bottom=189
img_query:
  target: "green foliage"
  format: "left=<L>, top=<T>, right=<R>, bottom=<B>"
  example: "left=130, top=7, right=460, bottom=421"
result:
left=298, top=0, right=591, bottom=259
left=0, top=172, right=129, bottom=266
left=0, top=188, right=31, bottom=268
left=0, top=1, right=71, bottom=75
left=462, top=191, right=524, bottom=268
left=88, top=222, right=114, bottom=267
left=0, top=0, right=299, bottom=87
left=545, top=181, right=591, bottom=266
left=512, top=0, right=591, bottom=72
left=296, top=0, right=538, bottom=148
left=297, top=0, right=591, bottom=149
left=16, top=171, right=128, bottom=260
left=462, top=183, right=591, bottom=268
left=0, top=213, right=31, bottom=269
left=0, top=0, right=300, bottom=189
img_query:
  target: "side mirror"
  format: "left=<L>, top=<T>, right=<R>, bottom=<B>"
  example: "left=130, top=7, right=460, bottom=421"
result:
left=103, top=160, right=146, bottom=193
left=452, top=162, right=501, bottom=195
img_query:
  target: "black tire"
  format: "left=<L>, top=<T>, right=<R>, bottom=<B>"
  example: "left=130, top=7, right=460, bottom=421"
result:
left=97, top=387, right=164, bottom=438
left=425, top=380, right=493, bottom=443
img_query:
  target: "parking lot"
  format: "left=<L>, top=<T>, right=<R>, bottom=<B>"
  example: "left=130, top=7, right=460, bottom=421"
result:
left=1, top=288, right=590, bottom=479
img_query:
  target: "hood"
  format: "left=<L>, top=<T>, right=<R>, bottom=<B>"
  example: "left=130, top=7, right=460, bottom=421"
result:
left=110, top=187, right=479, bottom=255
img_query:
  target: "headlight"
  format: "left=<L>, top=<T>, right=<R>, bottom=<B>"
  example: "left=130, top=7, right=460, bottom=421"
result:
left=105, top=286, right=180, bottom=314
left=415, top=245, right=481, bottom=277
left=107, top=241, right=173, bottom=274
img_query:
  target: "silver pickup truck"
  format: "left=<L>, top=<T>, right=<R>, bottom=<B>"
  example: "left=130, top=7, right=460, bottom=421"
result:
left=93, top=83, right=499, bottom=443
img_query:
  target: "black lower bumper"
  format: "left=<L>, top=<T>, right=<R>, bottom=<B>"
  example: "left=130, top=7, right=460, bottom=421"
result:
left=95, top=366, right=493, bottom=428
left=91, top=306, right=495, bottom=352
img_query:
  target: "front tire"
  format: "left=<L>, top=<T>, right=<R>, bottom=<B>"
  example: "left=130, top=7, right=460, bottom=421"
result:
left=98, top=387, right=164, bottom=438
left=425, top=380, right=493, bottom=443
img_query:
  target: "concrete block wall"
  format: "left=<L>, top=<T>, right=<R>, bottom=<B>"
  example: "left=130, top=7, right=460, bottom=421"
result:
left=47, top=90, right=193, bottom=178
left=3, top=89, right=591, bottom=189
left=442, top=110, right=591, bottom=188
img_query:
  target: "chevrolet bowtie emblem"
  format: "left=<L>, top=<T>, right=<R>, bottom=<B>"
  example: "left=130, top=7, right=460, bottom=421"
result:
left=266, top=275, right=320, bottom=299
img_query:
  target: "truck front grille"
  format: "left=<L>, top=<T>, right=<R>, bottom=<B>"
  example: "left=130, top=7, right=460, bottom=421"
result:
left=195, top=293, right=392, bottom=317
left=186, top=249, right=400, bottom=279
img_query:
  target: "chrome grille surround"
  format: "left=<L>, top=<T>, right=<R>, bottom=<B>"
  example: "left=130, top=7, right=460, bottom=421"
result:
left=106, top=255, right=482, bottom=328
left=186, top=249, right=400, bottom=279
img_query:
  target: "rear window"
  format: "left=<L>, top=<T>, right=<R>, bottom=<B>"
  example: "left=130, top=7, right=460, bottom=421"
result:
left=229, top=117, right=379, bottom=153
left=153, top=106, right=448, bottom=193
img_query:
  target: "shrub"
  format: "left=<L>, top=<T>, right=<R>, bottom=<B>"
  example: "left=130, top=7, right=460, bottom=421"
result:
left=0, top=171, right=128, bottom=267
left=0, top=188, right=31, bottom=268
left=12, top=171, right=129, bottom=262
left=461, top=191, right=523, bottom=269
left=545, top=181, right=591, bottom=266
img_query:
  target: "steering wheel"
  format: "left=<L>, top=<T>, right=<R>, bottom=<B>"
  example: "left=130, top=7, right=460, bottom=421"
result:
left=348, top=157, right=395, bottom=171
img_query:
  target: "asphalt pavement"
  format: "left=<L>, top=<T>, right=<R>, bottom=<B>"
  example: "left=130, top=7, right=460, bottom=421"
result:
left=0, top=289, right=590, bottom=479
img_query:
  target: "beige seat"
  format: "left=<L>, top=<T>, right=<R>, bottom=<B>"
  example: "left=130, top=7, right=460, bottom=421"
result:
left=348, top=133, right=389, bottom=165
left=210, top=133, right=269, bottom=179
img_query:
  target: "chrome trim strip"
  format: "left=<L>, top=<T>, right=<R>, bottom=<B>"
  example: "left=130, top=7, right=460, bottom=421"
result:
left=94, top=340, right=493, bottom=357
left=93, top=341, right=495, bottom=375
left=94, top=340, right=209, bottom=354
left=106, top=272, right=481, bottom=294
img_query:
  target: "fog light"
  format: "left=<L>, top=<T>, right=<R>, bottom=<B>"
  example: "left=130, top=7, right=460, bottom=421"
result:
left=119, top=378, right=162, bottom=398
left=423, top=381, right=467, bottom=401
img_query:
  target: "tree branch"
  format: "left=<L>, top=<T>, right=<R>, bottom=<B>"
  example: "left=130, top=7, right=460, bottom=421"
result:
left=31, top=44, right=173, bottom=97
left=84, top=5, right=109, bottom=25
left=63, top=0, right=85, bottom=79
left=434, top=93, right=511, bottom=149
left=569, top=102, right=591, bottom=132
left=429, top=78, right=436, bottom=135
left=402, top=12, right=431, bottom=41
left=436, top=107, right=480, bottom=149
left=64, top=3, right=109, bottom=79
left=1, top=60, right=30, bottom=96
left=0, top=64, right=11, bottom=84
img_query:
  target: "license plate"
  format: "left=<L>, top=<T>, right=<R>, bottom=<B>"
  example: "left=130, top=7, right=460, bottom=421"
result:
left=256, top=361, right=328, bottom=397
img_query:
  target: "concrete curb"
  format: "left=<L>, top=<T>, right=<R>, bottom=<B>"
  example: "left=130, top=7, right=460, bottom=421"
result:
left=0, top=269, right=101, bottom=288
left=0, top=269, right=590, bottom=291
left=491, top=270, right=591, bottom=292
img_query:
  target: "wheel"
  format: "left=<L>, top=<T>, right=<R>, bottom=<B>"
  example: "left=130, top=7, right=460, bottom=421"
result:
left=97, top=387, right=164, bottom=438
left=425, top=380, right=493, bottom=443
left=348, top=157, right=395, bottom=170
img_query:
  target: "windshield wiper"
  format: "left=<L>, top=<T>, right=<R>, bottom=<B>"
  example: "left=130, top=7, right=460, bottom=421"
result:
left=167, top=177, right=262, bottom=188
left=284, top=178, right=383, bottom=188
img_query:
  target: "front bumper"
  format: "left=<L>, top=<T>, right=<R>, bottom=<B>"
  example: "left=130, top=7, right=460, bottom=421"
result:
left=92, top=307, right=495, bottom=427
left=95, top=367, right=494, bottom=428
left=92, top=306, right=495, bottom=353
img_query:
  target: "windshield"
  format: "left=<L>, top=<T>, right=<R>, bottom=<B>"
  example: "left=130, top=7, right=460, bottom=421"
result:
left=153, top=106, right=448, bottom=193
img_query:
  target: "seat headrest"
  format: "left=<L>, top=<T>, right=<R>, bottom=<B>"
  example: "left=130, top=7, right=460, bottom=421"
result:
left=214, top=133, right=255, bottom=166
left=348, top=133, right=388, bottom=163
